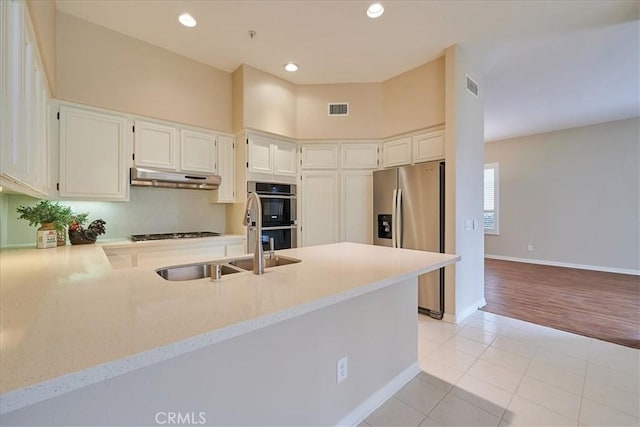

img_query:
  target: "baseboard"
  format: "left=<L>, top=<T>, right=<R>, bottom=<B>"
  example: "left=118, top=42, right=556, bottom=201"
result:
left=485, top=254, right=640, bottom=276
left=442, top=297, right=487, bottom=324
left=336, top=362, right=421, bottom=426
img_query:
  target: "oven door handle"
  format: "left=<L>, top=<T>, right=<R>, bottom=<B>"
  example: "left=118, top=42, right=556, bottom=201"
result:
left=252, top=193, right=297, bottom=199
left=261, top=225, right=297, bottom=231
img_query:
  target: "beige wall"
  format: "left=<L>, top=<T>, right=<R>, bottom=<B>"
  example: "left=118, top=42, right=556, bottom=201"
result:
left=239, top=65, right=297, bottom=138
left=484, top=117, right=640, bottom=272
left=444, top=45, right=486, bottom=321
left=25, top=0, right=56, bottom=93
left=56, top=12, right=232, bottom=132
left=231, top=66, right=244, bottom=133
left=296, top=83, right=383, bottom=140
left=383, top=57, right=445, bottom=137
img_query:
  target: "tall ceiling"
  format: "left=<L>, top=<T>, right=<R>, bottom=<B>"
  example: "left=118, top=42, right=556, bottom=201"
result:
left=55, top=0, right=639, bottom=141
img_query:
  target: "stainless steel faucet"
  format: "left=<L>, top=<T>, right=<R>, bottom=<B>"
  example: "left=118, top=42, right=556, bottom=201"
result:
left=243, top=192, right=264, bottom=274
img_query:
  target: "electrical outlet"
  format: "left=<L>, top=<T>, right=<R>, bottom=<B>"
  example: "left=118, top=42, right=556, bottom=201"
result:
left=527, top=244, right=534, bottom=252
left=337, top=356, right=348, bottom=383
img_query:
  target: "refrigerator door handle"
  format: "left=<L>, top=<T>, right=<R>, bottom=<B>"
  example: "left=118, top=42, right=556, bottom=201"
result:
left=391, top=189, right=397, bottom=248
left=396, top=188, right=403, bottom=248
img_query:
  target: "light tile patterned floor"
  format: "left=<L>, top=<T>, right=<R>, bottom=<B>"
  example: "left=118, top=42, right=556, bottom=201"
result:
left=362, top=311, right=640, bottom=427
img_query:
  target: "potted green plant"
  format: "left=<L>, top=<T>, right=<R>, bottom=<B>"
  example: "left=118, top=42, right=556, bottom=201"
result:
left=16, top=200, right=87, bottom=248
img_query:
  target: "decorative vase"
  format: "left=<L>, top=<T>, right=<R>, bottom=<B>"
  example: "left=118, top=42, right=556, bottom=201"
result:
left=37, top=223, right=58, bottom=249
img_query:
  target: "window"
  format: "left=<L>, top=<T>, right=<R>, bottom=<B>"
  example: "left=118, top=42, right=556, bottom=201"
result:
left=484, top=163, right=499, bottom=235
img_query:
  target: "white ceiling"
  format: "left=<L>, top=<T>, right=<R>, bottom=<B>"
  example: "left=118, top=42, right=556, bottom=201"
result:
left=55, top=0, right=639, bottom=141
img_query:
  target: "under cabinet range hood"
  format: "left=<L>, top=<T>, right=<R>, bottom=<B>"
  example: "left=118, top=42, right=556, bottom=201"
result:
left=130, top=167, right=221, bottom=190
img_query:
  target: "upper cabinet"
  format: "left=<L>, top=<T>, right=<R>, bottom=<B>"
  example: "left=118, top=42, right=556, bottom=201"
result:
left=58, top=105, right=130, bottom=201
left=0, top=0, right=51, bottom=197
left=133, top=120, right=178, bottom=170
left=133, top=120, right=218, bottom=175
left=412, top=130, right=444, bottom=163
left=246, top=134, right=297, bottom=180
left=301, top=144, right=339, bottom=169
left=382, top=129, right=445, bottom=168
left=210, top=134, right=235, bottom=203
left=180, top=129, right=217, bottom=174
left=341, top=143, right=379, bottom=169
left=382, top=137, right=412, bottom=168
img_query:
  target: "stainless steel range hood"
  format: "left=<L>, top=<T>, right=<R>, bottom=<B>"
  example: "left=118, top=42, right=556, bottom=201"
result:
left=130, top=167, right=221, bottom=190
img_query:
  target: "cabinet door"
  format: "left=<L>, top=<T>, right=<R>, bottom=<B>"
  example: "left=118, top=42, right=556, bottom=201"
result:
left=59, top=106, right=129, bottom=201
left=180, top=129, right=217, bottom=173
left=247, top=135, right=273, bottom=174
left=341, top=143, right=379, bottom=169
left=213, top=135, right=235, bottom=203
left=1, top=0, right=26, bottom=182
left=413, top=131, right=444, bottom=163
left=134, top=120, right=178, bottom=170
left=301, top=171, right=339, bottom=246
left=273, top=140, right=298, bottom=176
left=341, top=171, right=373, bottom=244
left=383, top=138, right=412, bottom=168
left=301, top=144, right=338, bottom=169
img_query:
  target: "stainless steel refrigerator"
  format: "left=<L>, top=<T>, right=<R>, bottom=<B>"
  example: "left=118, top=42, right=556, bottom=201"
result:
left=373, top=161, right=445, bottom=319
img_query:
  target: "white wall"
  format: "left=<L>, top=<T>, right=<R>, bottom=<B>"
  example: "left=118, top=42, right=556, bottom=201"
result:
left=484, top=117, right=640, bottom=273
left=2, top=189, right=226, bottom=247
left=444, top=45, right=486, bottom=321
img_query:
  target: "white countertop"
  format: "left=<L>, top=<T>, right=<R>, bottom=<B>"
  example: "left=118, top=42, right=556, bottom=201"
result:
left=0, top=241, right=459, bottom=413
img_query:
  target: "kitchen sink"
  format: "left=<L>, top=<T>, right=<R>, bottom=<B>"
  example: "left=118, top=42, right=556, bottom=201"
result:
left=157, top=263, right=243, bottom=281
left=156, top=255, right=301, bottom=281
left=228, top=255, right=301, bottom=271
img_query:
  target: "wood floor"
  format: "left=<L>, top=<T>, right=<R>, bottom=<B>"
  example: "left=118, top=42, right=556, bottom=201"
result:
left=483, top=258, right=640, bottom=349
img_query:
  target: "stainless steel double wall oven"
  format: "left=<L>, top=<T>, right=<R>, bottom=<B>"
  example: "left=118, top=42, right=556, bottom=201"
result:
left=247, top=181, right=297, bottom=250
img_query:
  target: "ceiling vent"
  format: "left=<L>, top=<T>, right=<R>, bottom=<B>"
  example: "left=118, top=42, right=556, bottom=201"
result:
left=466, top=75, right=479, bottom=97
left=328, top=103, right=349, bottom=116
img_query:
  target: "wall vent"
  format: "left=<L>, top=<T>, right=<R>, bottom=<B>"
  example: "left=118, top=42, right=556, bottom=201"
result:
left=328, top=102, right=349, bottom=116
left=466, top=75, right=479, bottom=97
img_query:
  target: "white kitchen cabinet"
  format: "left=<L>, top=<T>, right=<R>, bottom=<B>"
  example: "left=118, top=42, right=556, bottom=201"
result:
left=341, top=143, right=379, bottom=169
left=180, top=129, right=217, bottom=174
left=58, top=105, right=130, bottom=201
left=301, top=171, right=339, bottom=246
left=247, top=135, right=273, bottom=175
left=382, top=137, right=411, bottom=168
left=301, top=143, right=339, bottom=169
left=246, top=134, right=297, bottom=179
left=0, top=0, right=50, bottom=197
left=210, top=134, right=235, bottom=203
left=273, top=140, right=298, bottom=176
left=412, top=130, right=444, bottom=163
left=341, top=171, right=373, bottom=244
left=133, top=120, right=179, bottom=171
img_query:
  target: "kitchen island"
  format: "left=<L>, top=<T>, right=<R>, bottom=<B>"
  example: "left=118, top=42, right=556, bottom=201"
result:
left=0, top=241, right=459, bottom=426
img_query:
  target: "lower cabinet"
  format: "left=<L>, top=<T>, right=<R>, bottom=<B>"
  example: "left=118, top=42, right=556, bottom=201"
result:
left=301, top=171, right=340, bottom=246
left=341, top=171, right=373, bottom=244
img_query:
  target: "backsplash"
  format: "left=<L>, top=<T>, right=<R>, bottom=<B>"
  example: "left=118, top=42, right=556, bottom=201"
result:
left=0, top=188, right=227, bottom=248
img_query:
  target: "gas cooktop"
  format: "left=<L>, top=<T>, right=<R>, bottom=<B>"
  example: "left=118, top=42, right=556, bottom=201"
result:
left=130, top=232, right=223, bottom=242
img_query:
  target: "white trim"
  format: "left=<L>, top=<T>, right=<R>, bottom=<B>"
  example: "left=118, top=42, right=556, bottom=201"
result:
left=336, top=362, right=421, bottom=426
left=443, top=297, right=487, bottom=324
left=485, top=254, right=640, bottom=276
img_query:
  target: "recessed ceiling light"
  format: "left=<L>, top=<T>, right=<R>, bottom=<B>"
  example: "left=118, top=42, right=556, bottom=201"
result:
left=284, top=62, right=299, bottom=72
left=367, top=3, right=384, bottom=19
left=178, top=13, right=197, bottom=28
